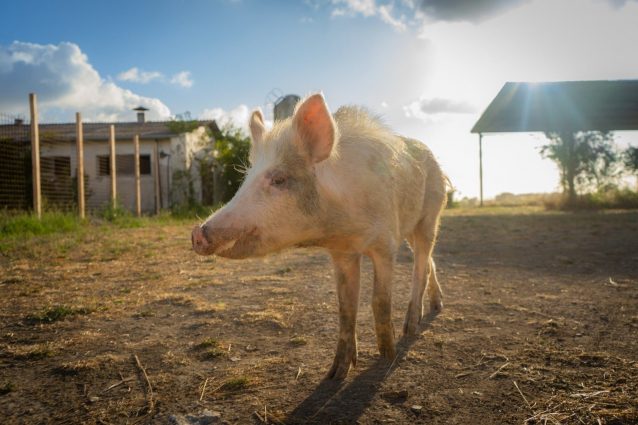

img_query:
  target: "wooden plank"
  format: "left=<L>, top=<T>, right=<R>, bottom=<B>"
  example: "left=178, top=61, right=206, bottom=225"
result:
left=134, top=134, right=141, bottom=217
left=153, top=142, right=161, bottom=215
left=76, top=112, right=85, bottom=219
left=29, top=93, right=41, bottom=219
left=109, top=124, right=117, bottom=208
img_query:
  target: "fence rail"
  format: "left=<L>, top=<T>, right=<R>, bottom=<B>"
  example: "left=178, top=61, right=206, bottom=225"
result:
left=0, top=93, right=163, bottom=218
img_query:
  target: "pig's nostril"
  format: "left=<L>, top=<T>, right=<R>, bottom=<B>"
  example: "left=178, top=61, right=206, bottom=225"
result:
left=192, top=225, right=209, bottom=250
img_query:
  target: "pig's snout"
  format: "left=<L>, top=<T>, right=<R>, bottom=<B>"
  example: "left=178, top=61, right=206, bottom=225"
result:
left=191, top=225, right=211, bottom=255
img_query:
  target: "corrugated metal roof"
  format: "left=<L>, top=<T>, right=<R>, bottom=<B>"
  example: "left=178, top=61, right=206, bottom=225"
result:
left=471, top=80, right=638, bottom=134
left=0, top=120, right=219, bottom=142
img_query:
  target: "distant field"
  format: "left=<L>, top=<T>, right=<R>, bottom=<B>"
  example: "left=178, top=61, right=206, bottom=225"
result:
left=1, top=207, right=637, bottom=424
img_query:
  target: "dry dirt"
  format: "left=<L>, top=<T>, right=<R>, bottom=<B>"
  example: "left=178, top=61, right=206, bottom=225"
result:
left=1, top=208, right=637, bottom=424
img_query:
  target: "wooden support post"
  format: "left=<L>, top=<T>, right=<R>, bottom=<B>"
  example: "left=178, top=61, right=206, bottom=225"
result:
left=29, top=93, right=42, bottom=219
left=479, top=133, right=484, bottom=207
left=76, top=112, right=85, bottom=219
left=153, top=142, right=161, bottom=215
left=109, top=125, right=117, bottom=208
left=134, top=134, right=141, bottom=217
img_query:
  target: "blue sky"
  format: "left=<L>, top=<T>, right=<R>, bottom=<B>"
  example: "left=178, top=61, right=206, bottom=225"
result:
left=1, top=0, right=638, bottom=198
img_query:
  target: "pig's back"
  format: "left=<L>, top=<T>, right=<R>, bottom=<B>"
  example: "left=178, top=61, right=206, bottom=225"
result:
left=328, top=106, right=431, bottom=238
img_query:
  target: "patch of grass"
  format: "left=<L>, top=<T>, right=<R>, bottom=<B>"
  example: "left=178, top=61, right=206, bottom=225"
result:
left=95, top=202, right=142, bottom=228
left=219, top=376, right=250, bottom=392
left=203, top=348, right=226, bottom=360
left=168, top=203, right=217, bottom=220
left=0, top=211, right=82, bottom=238
left=133, top=310, right=155, bottom=318
left=26, top=305, right=92, bottom=324
left=196, top=338, right=219, bottom=349
left=544, top=189, right=638, bottom=210
left=195, top=338, right=226, bottom=359
left=5, top=343, right=56, bottom=360
left=0, top=381, right=14, bottom=396
left=276, top=267, right=293, bottom=275
left=289, top=336, right=308, bottom=346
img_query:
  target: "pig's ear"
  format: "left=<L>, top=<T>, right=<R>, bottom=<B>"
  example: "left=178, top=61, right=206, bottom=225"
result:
left=293, top=94, right=336, bottom=163
left=249, top=109, right=266, bottom=143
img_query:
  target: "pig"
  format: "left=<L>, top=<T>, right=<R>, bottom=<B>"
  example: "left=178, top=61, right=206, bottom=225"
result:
left=192, top=93, right=448, bottom=379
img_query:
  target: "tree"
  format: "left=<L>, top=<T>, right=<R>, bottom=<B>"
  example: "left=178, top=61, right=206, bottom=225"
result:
left=624, top=146, right=638, bottom=174
left=540, top=131, right=620, bottom=203
left=199, top=124, right=251, bottom=204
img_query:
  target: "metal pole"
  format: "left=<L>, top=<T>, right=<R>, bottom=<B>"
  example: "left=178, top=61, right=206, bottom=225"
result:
left=76, top=112, right=85, bottom=219
left=29, top=93, right=41, bottom=219
left=479, top=133, right=484, bottom=207
left=109, top=125, right=117, bottom=208
left=134, top=134, right=141, bottom=217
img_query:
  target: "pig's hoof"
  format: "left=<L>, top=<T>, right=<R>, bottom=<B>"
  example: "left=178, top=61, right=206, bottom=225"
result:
left=429, top=297, right=443, bottom=314
left=378, top=343, right=397, bottom=361
left=403, top=304, right=423, bottom=336
left=325, top=342, right=357, bottom=380
left=402, top=317, right=420, bottom=336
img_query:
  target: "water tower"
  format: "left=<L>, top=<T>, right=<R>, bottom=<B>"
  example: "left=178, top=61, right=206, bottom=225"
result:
left=273, top=94, right=301, bottom=121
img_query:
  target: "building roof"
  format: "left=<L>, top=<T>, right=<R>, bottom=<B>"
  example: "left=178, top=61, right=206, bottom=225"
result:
left=0, top=120, right=219, bottom=143
left=471, top=80, right=638, bottom=134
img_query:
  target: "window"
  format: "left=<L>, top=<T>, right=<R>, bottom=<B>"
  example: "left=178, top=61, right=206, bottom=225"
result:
left=97, top=154, right=151, bottom=176
left=41, top=156, right=71, bottom=176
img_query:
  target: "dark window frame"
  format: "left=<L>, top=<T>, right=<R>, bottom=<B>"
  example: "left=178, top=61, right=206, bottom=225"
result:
left=97, top=154, right=151, bottom=176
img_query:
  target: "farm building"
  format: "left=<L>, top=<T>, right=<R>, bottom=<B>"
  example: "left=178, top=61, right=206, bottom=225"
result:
left=0, top=109, right=219, bottom=213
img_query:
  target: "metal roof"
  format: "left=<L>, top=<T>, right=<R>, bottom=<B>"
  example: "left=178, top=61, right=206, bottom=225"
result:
left=471, top=80, right=638, bottom=134
left=0, top=120, right=219, bottom=143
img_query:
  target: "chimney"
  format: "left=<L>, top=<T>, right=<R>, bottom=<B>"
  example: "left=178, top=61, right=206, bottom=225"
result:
left=133, top=106, right=149, bottom=123
left=14, top=118, right=24, bottom=126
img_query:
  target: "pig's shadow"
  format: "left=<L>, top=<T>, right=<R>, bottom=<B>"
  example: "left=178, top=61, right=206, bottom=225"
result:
left=285, top=311, right=439, bottom=424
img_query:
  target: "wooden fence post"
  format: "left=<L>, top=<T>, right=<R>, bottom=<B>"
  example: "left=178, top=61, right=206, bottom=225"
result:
left=76, top=112, right=85, bottom=219
left=109, top=125, right=117, bottom=208
left=134, top=134, right=141, bottom=217
left=153, top=142, right=161, bottom=215
left=29, top=93, right=41, bottom=219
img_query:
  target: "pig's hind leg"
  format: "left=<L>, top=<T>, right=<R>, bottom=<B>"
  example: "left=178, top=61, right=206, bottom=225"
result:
left=403, top=230, right=431, bottom=336
left=326, top=252, right=362, bottom=380
left=403, top=200, right=445, bottom=336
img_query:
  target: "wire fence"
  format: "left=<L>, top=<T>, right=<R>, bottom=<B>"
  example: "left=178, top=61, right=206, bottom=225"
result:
left=1, top=94, right=177, bottom=218
left=0, top=114, right=31, bottom=211
left=40, top=126, right=76, bottom=212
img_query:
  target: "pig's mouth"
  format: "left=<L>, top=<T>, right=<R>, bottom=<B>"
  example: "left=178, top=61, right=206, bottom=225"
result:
left=192, top=225, right=260, bottom=259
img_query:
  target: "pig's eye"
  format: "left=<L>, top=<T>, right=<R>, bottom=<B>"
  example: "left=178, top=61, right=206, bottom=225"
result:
left=270, top=174, right=288, bottom=188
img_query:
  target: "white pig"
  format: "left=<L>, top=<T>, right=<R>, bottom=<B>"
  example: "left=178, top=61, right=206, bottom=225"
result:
left=192, top=93, right=448, bottom=379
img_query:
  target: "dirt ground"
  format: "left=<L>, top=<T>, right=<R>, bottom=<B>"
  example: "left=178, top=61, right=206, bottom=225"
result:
left=1, top=208, right=637, bottom=424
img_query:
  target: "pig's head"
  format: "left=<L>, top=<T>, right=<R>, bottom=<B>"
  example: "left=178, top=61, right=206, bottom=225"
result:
left=191, top=93, right=337, bottom=259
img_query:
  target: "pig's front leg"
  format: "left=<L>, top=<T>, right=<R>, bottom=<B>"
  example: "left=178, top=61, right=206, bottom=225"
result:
left=370, top=249, right=397, bottom=361
left=325, top=252, right=361, bottom=380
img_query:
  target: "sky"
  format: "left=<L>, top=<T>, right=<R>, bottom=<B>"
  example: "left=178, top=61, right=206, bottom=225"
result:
left=1, top=0, right=637, bottom=199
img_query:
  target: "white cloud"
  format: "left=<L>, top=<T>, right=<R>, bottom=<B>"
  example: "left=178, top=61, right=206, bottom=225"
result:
left=378, top=4, right=407, bottom=31
left=332, top=0, right=377, bottom=16
left=170, top=71, right=194, bottom=88
left=200, top=104, right=274, bottom=134
left=403, top=97, right=476, bottom=119
left=331, top=0, right=408, bottom=31
left=117, top=67, right=163, bottom=84
left=0, top=41, right=171, bottom=122
left=200, top=104, right=252, bottom=133
left=117, top=67, right=193, bottom=88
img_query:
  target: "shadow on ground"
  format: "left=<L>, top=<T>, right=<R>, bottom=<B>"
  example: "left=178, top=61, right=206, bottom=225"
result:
left=287, top=312, right=439, bottom=424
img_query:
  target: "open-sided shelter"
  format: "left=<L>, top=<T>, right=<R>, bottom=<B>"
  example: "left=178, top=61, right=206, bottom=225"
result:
left=471, top=80, right=638, bottom=204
